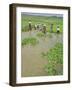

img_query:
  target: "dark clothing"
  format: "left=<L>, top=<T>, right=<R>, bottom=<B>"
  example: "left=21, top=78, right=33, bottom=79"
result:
left=29, top=23, right=32, bottom=31
left=50, top=24, right=53, bottom=32
left=43, top=25, right=46, bottom=34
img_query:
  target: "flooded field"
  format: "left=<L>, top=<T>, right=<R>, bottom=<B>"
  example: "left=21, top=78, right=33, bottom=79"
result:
left=21, top=13, right=63, bottom=77
left=21, top=31, right=63, bottom=77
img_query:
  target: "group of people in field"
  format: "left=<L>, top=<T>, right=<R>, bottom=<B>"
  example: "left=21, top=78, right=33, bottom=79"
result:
left=28, top=21, right=60, bottom=34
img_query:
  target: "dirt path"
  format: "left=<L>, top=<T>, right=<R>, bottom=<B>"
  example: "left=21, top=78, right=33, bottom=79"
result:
left=21, top=31, right=63, bottom=77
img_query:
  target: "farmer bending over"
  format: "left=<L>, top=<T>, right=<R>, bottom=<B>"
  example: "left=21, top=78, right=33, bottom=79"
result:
left=43, top=24, right=46, bottom=34
left=29, top=21, right=32, bottom=31
left=50, top=24, right=53, bottom=32
left=57, top=25, right=60, bottom=33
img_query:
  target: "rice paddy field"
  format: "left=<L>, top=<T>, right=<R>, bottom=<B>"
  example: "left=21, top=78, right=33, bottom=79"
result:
left=21, top=14, right=63, bottom=77
left=21, top=15, right=63, bottom=32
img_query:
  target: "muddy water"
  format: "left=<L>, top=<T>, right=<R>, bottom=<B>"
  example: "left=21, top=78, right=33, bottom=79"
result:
left=21, top=31, right=63, bottom=77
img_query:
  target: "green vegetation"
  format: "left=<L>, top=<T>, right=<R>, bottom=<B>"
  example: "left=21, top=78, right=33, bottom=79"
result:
left=22, top=25, right=29, bottom=32
left=36, top=32, right=53, bottom=39
left=36, top=32, right=45, bottom=37
left=21, top=15, right=63, bottom=32
left=41, top=43, right=63, bottom=75
left=22, top=37, right=39, bottom=46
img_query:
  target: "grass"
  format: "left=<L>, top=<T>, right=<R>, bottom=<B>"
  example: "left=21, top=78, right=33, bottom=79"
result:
left=36, top=32, right=53, bottom=38
left=41, top=43, right=63, bottom=75
left=21, top=15, right=63, bottom=33
left=22, top=37, right=39, bottom=46
left=22, top=25, right=29, bottom=32
left=36, top=32, right=45, bottom=37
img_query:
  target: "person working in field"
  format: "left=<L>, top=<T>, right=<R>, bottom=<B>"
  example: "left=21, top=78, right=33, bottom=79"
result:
left=34, top=24, right=37, bottom=30
left=57, top=25, right=60, bottom=33
left=29, top=21, right=32, bottom=31
left=43, top=24, right=46, bottom=34
left=28, top=21, right=32, bottom=36
left=50, top=24, right=53, bottom=32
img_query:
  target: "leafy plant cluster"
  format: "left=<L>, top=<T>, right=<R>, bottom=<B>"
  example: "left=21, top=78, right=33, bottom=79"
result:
left=22, top=37, right=39, bottom=46
left=36, top=32, right=45, bottom=38
left=41, top=43, right=63, bottom=75
left=36, top=32, right=53, bottom=38
left=22, top=25, right=29, bottom=32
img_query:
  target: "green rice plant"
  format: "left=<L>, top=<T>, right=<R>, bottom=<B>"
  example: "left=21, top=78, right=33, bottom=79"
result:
left=36, top=32, right=45, bottom=38
left=41, top=43, right=63, bottom=75
left=22, top=37, right=39, bottom=46
left=37, top=32, right=53, bottom=39
left=22, top=25, right=29, bottom=32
